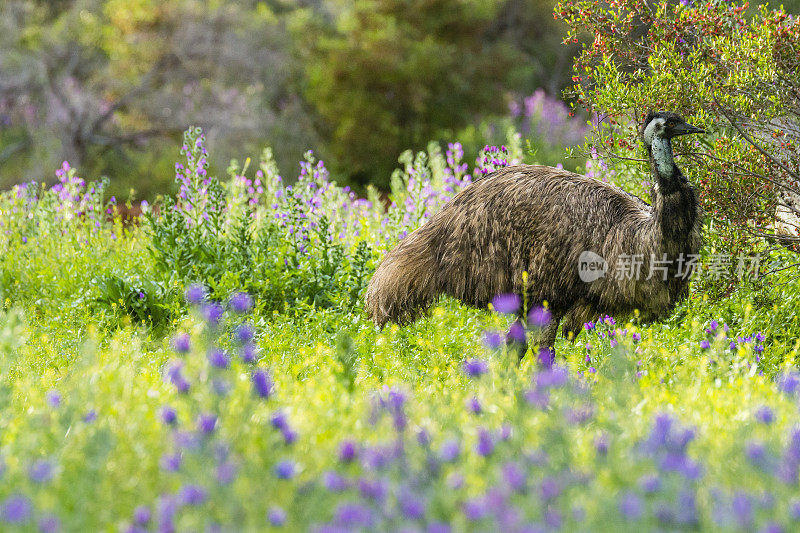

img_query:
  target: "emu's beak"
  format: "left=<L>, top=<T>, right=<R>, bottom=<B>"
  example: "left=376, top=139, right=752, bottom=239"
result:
left=673, top=122, right=705, bottom=136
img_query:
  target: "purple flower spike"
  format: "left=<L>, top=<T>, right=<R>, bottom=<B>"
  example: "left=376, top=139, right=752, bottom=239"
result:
left=180, top=484, right=208, bottom=506
left=482, top=331, right=503, bottom=350
left=252, top=368, right=274, bottom=399
left=339, top=440, right=358, bottom=463
left=440, top=439, right=461, bottom=462
left=229, top=292, right=253, bottom=314
left=46, top=390, right=61, bottom=408
left=160, top=406, right=178, bottom=426
left=618, top=492, right=644, bottom=520
left=185, top=284, right=206, bottom=305
left=241, top=343, right=258, bottom=364
left=462, top=358, right=489, bottom=378
left=208, top=348, right=230, bottom=369
left=29, top=460, right=54, bottom=484
left=268, top=506, right=287, bottom=527
left=492, top=293, right=521, bottom=314
left=507, top=321, right=526, bottom=344
left=476, top=428, right=494, bottom=457
left=234, top=323, right=255, bottom=344
left=83, top=409, right=98, bottom=423
left=1, top=495, right=32, bottom=524
left=275, top=460, right=296, bottom=479
left=755, top=405, right=775, bottom=425
left=202, top=302, right=224, bottom=326
left=172, top=333, right=191, bottom=354
left=133, top=506, right=151, bottom=525
left=198, top=413, right=217, bottom=434
left=699, top=340, right=711, bottom=350
left=528, top=306, right=552, bottom=328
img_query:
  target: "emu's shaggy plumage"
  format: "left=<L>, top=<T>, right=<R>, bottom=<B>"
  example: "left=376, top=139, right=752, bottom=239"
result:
left=366, top=112, right=704, bottom=351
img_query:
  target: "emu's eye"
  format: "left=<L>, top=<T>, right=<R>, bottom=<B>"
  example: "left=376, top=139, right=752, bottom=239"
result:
left=667, top=120, right=676, bottom=128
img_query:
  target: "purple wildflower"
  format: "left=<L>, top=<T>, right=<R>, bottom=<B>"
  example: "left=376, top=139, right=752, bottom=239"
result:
left=185, top=284, right=205, bottom=305
left=208, top=348, right=230, bottom=369
left=275, top=460, right=296, bottom=479
left=252, top=368, right=274, bottom=399
left=29, top=460, right=54, bottom=483
left=133, top=506, right=151, bottom=525
left=618, top=492, right=644, bottom=520
left=172, top=333, right=191, bottom=354
left=160, top=452, right=182, bottom=472
left=197, top=413, right=217, bottom=434
left=476, top=428, right=494, bottom=456
left=339, top=440, right=358, bottom=463
left=1, top=495, right=32, bottom=524
left=483, top=331, right=503, bottom=349
left=180, top=484, right=208, bottom=506
left=755, top=406, right=775, bottom=425
left=234, top=323, right=255, bottom=344
left=46, top=390, right=61, bottom=408
left=160, top=406, right=177, bottom=425
left=398, top=489, right=426, bottom=520
left=468, top=396, right=482, bottom=414
left=699, top=340, right=711, bottom=350
left=492, top=293, right=521, bottom=314
left=440, top=439, right=461, bottom=462
left=229, top=292, right=253, bottom=313
left=268, top=506, right=287, bottom=527
left=462, top=358, right=489, bottom=378
left=202, top=302, right=224, bottom=326
left=528, top=306, right=552, bottom=328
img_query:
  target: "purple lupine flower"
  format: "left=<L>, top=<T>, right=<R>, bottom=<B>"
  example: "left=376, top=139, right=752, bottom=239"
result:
left=595, top=433, right=609, bottom=456
left=755, top=406, right=775, bottom=425
left=160, top=452, right=182, bottom=472
left=476, top=428, right=494, bottom=456
left=492, top=293, right=521, bottom=314
left=217, top=461, right=237, bottom=485
left=358, top=477, right=388, bottom=502
left=528, top=306, right=552, bottom=328
left=502, top=462, right=526, bottom=492
left=632, top=332, right=641, bottom=342
left=618, top=492, right=644, bottom=520
left=180, top=484, right=208, bottom=506
left=398, top=489, right=426, bottom=520
left=335, top=502, right=374, bottom=528
left=699, top=340, right=711, bottom=349
left=29, top=460, right=54, bottom=483
left=463, top=498, right=487, bottom=521
left=282, top=427, right=298, bottom=445
left=197, top=413, right=217, bottom=434
left=229, top=292, right=253, bottom=314
left=440, top=439, right=461, bottom=462
left=323, top=471, right=349, bottom=492
left=46, top=390, right=61, bottom=408
left=252, top=368, right=274, bottom=399
left=133, top=506, right=151, bottom=525
left=732, top=492, right=752, bottom=528
left=339, top=440, right=358, bottom=463
left=468, top=396, right=482, bottom=414
left=268, top=506, right=287, bottom=527
left=777, top=372, right=800, bottom=395
left=172, top=333, right=191, bottom=354
left=506, top=320, right=526, bottom=344
left=1, top=495, right=32, bottom=524
left=208, top=348, right=230, bottom=369
left=482, top=331, right=503, bottom=350
left=160, top=406, right=177, bottom=425
left=83, top=409, right=98, bottom=423
left=462, top=358, right=489, bottom=378
left=540, top=477, right=561, bottom=501
left=38, top=515, right=60, bottom=533
left=241, top=342, right=258, bottom=364
left=537, top=347, right=555, bottom=368
left=275, top=460, right=295, bottom=479
left=202, top=302, right=224, bottom=326
left=639, top=474, right=661, bottom=493
left=185, top=284, right=205, bottom=305
left=536, top=365, right=569, bottom=388
left=234, top=323, right=255, bottom=344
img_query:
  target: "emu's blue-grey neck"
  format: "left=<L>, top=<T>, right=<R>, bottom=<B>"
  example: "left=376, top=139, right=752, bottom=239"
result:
left=647, top=137, right=698, bottom=245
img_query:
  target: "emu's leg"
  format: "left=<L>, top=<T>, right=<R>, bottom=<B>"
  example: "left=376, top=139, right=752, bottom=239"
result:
left=562, top=301, right=598, bottom=342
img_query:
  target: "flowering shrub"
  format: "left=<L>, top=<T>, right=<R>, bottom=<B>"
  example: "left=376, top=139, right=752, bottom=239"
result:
left=556, top=0, right=800, bottom=261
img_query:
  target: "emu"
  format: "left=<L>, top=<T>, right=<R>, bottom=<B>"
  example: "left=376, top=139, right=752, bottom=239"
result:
left=365, top=112, right=705, bottom=356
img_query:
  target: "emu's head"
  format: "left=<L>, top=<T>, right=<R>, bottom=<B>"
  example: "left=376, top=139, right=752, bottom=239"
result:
left=640, top=111, right=704, bottom=148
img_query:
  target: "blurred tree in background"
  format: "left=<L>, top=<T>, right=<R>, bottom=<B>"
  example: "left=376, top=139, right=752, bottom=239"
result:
left=0, top=0, right=579, bottom=196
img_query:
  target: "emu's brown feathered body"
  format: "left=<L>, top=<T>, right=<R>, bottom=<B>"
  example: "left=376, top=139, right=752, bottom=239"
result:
left=366, top=112, right=704, bottom=350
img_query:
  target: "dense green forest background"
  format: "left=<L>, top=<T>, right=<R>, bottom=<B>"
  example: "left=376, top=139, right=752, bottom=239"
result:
left=1, top=0, right=797, bottom=198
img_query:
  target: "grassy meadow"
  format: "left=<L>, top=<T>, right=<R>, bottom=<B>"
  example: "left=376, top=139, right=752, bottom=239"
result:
left=2, top=126, right=800, bottom=532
